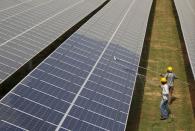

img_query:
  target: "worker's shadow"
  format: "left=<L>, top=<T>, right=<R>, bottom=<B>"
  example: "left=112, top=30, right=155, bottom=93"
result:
left=170, top=96, right=177, bottom=104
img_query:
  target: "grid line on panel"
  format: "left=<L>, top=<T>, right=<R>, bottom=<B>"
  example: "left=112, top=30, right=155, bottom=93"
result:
left=1, top=120, right=29, bottom=131
left=0, top=102, right=57, bottom=129
left=0, top=0, right=32, bottom=12
left=0, top=0, right=54, bottom=22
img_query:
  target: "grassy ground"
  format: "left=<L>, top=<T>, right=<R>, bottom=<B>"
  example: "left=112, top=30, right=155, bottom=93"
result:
left=126, top=0, right=195, bottom=130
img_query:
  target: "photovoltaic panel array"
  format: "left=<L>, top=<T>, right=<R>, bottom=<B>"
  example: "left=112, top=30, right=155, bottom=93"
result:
left=174, top=0, right=195, bottom=79
left=0, top=0, right=106, bottom=84
left=0, top=0, right=27, bottom=11
left=0, top=0, right=152, bottom=131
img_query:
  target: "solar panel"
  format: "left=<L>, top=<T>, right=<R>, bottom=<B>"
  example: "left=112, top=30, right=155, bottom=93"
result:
left=0, top=0, right=152, bottom=130
left=0, top=0, right=57, bottom=21
left=0, top=0, right=27, bottom=11
left=0, top=0, right=106, bottom=84
left=174, top=0, right=195, bottom=79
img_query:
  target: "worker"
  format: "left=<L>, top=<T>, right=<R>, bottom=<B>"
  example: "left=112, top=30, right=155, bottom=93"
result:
left=160, top=77, right=169, bottom=120
left=160, top=66, right=178, bottom=104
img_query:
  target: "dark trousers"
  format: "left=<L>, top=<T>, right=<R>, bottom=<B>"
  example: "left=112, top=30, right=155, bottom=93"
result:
left=160, top=99, right=169, bottom=118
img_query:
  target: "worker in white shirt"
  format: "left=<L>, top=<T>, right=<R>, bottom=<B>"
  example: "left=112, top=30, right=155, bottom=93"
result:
left=160, top=77, right=170, bottom=120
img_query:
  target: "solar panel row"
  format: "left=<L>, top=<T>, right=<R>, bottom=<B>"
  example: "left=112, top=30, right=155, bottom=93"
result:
left=0, top=0, right=152, bottom=130
left=0, top=0, right=106, bottom=84
left=0, top=0, right=27, bottom=11
left=174, top=0, right=195, bottom=79
left=0, top=0, right=55, bottom=21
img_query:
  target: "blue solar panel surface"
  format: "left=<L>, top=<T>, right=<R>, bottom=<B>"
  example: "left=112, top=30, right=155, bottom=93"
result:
left=0, top=0, right=152, bottom=130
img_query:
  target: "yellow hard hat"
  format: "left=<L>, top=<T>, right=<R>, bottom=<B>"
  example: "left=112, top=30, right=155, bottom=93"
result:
left=167, top=66, right=173, bottom=72
left=160, top=77, right=167, bottom=83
